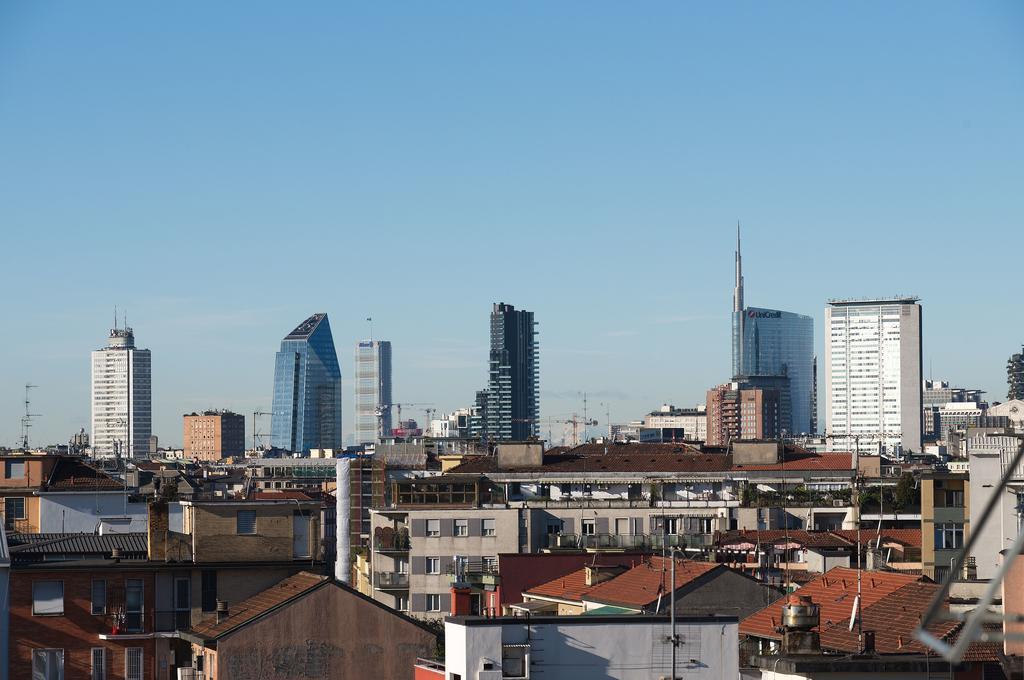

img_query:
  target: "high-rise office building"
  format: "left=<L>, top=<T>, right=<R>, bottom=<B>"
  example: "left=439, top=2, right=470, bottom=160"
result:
left=730, top=226, right=815, bottom=435
left=91, top=324, right=152, bottom=458
left=271, top=313, right=343, bottom=453
left=483, top=303, right=538, bottom=441
left=825, top=297, right=923, bottom=454
left=1008, top=347, right=1024, bottom=401
left=922, top=380, right=986, bottom=441
left=355, top=340, right=393, bottom=445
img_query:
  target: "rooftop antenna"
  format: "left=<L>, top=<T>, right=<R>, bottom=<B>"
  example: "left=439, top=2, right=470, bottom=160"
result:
left=367, top=316, right=373, bottom=344
left=114, top=306, right=118, bottom=331
left=20, top=383, right=40, bottom=450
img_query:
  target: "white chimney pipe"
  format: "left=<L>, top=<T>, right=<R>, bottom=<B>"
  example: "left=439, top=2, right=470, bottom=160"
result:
left=335, top=457, right=351, bottom=584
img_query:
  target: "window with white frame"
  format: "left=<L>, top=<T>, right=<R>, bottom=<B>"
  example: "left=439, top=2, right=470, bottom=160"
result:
left=426, top=594, right=441, bottom=611
left=32, top=581, right=64, bottom=616
left=91, top=648, right=106, bottom=680
left=454, top=519, right=469, bottom=537
left=395, top=594, right=409, bottom=611
left=482, top=518, right=496, bottom=536
left=32, top=649, right=64, bottom=680
left=581, top=519, right=596, bottom=535
left=935, top=523, right=964, bottom=549
left=426, top=519, right=440, bottom=537
left=125, top=648, right=143, bottom=680
left=426, top=557, right=440, bottom=574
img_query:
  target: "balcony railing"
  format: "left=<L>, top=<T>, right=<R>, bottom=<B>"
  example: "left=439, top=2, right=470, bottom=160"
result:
left=374, top=572, right=409, bottom=589
left=446, top=559, right=500, bottom=585
left=374, top=534, right=411, bottom=552
left=546, top=532, right=713, bottom=551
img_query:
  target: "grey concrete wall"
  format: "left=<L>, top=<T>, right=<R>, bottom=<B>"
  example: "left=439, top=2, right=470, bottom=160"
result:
left=675, top=568, right=781, bottom=620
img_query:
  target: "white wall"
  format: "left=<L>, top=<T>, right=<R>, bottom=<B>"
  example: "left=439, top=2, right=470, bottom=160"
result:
left=448, top=618, right=737, bottom=680
left=968, top=442, right=1019, bottom=579
left=38, top=492, right=148, bottom=533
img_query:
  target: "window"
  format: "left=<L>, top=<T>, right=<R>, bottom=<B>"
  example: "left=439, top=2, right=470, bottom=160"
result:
left=174, top=577, right=191, bottom=629
left=395, top=595, right=409, bottom=611
left=426, top=594, right=441, bottom=611
left=91, top=580, right=106, bottom=615
left=5, top=460, right=24, bottom=479
left=201, top=570, right=218, bottom=612
left=397, top=558, right=409, bottom=574
left=482, top=556, right=498, bottom=572
left=935, top=523, right=964, bottom=550
left=426, top=519, right=440, bottom=537
left=454, top=519, right=469, bottom=537
left=32, top=649, right=63, bottom=680
left=4, top=497, right=25, bottom=528
left=125, top=580, right=143, bottom=633
left=33, top=581, right=64, bottom=616
left=581, top=519, right=596, bottom=535
left=125, top=648, right=143, bottom=680
left=482, top=518, right=496, bottom=537
left=236, top=510, right=257, bottom=534
left=944, top=490, right=964, bottom=508
left=502, top=646, right=528, bottom=678
left=426, top=557, right=440, bottom=574
left=91, top=648, right=106, bottom=680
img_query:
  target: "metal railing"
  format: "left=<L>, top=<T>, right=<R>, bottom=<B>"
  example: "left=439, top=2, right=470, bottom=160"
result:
left=545, top=532, right=713, bottom=550
left=374, top=572, right=409, bottom=588
left=446, top=559, right=499, bottom=577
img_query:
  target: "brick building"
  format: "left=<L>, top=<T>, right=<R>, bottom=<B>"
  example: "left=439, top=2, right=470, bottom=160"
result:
left=182, top=411, right=245, bottom=461
left=706, top=382, right=781, bottom=446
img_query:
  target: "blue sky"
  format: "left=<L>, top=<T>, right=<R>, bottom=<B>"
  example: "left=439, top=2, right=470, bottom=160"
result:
left=1, top=2, right=1022, bottom=447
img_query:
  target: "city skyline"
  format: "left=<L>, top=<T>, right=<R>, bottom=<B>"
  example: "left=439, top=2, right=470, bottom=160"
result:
left=1, top=3, right=1022, bottom=446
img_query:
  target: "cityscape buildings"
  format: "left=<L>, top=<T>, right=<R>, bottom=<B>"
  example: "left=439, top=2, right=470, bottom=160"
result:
left=270, top=313, right=343, bottom=453
left=1008, top=346, right=1024, bottom=400
left=182, top=410, right=245, bottom=461
left=730, top=227, right=815, bottom=435
left=824, top=297, right=923, bottom=454
left=705, top=381, right=781, bottom=446
left=354, top=339, right=393, bottom=445
left=90, top=323, right=152, bottom=458
left=479, top=302, right=539, bottom=441
left=922, top=379, right=986, bottom=441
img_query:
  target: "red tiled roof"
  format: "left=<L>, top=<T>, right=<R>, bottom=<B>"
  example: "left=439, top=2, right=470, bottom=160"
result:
left=583, top=557, right=722, bottom=609
left=740, top=567, right=924, bottom=641
left=717, top=530, right=854, bottom=549
left=731, top=452, right=853, bottom=472
left=190, top=571, right=328, bottom=639
left=45, top=458, right=124, bottom=491
left=524, top=568, right=595, bottom=603
left=818, top=580, right=958, bottom=654
left=831, top=529, right=922, bottom=548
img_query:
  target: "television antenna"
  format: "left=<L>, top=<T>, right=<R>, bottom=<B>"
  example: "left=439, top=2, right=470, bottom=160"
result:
left=20, top=383, right=40, bottom=450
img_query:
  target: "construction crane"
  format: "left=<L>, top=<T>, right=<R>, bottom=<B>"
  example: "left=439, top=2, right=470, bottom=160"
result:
left=375, top=402, right=435, bottom=439
left=20, top=383, right=40, bottom=450
left=252, top=410, right=273, bottom=452
left=525, top=415, right=598, bottom=447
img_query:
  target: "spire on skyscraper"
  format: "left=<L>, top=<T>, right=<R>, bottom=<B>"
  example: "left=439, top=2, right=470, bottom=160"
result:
left=733, top=221, right=743, bottom=314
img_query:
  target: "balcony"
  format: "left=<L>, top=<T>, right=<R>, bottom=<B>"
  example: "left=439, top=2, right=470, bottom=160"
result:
left=373, top=531, right=411, bottom=553
left=545, top=532, right=713, bottom=551
left=374, top=571, right=409, bottom=590
left=447, top=559, right=500, bottom=586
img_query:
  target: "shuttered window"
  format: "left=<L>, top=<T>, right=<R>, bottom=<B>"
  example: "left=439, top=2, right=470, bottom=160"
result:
left=236, top=510, right=256, bottom=534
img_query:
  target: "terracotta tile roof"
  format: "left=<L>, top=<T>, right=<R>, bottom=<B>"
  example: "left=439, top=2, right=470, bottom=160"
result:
left=524, top=568, right=594, bottom=603
left=818, top=580, right=958, bottom=654
left=716, top=530, right=854, bottom=549
left=731, top=452, right=853, bottom=472
left=831, top=529, right=922, bottom=548
left=740, top=567, right=924, bottom=641
left=45, top=458, right=124, bottom=491
left=583, top=557, right=722, bottom=609
left=189, top=571, right=329, bottom=639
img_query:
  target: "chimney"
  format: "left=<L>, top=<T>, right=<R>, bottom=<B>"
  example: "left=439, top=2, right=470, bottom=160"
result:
left=779, top=594, right=820, bottom=654
left=111, top=547, right=123, bottom=563
left=862, top=630, right=875, bottom=654
left=147, top=500, right=169, bottom=561
left=335, top=458, right=351, bottom=584
left=216, top=600, right=229, bottom=624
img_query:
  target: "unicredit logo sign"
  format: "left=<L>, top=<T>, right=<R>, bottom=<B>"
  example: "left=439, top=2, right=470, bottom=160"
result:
left=748, top=310, right=782, bottom=319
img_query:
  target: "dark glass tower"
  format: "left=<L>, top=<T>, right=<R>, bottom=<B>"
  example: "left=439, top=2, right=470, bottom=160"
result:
left=484, top=303, right=538, bottom=441
left=271, top=313, right=343, bottom=453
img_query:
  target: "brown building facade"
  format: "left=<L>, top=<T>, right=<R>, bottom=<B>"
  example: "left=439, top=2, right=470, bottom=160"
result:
left=183, top=411, right=245, bottom=461
left=706, top=383, right=781, bottom=446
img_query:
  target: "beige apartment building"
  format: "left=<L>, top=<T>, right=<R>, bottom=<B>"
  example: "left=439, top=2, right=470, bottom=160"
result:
left=183, top=410, right=245, bottom=461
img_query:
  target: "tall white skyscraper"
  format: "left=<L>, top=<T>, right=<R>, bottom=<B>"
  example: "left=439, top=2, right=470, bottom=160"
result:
left=354, top=340, right=392, bottom=445
left=825, top=297, right=922, bottom=455
left=91, top=324, right=152, bottom=458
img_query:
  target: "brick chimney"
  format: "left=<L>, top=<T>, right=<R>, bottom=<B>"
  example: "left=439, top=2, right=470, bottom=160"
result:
left=147, top=501, right=169, bottom=561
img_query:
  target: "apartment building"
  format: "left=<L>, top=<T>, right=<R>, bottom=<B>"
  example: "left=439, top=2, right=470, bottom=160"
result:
left=706, top=382, right=781, bottom=446
left=920, top=471, right=969, bottom=581
left=1, top=454, right=58, bottom=533
left=182, top=411, right=245, bottom=461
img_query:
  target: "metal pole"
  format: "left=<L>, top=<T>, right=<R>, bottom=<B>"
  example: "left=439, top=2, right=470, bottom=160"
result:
left=670, top=547, right=677, bottom=680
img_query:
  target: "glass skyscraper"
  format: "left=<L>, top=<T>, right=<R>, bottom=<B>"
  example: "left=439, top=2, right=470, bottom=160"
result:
left=734, top=307, right=815, bottom=435
left=354, top=340, right=392, bottom=445
left=482, top=302, right=539, bottom=441
left=271, top=313, right=343, bottom=453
